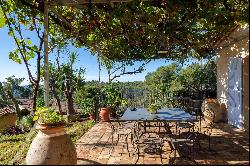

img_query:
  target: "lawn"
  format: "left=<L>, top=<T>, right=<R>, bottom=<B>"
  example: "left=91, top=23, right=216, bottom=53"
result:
left=0, top=120, right=95, bottom=165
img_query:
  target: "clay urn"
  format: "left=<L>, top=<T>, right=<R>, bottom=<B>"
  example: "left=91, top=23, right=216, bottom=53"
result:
left=26, top=122, right=77, bottom=165
left=202, top=98, right=223, bottom=124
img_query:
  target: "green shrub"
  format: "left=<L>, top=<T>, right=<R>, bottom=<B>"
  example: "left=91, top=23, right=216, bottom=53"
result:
left=79, top=98, right=94, bottom=115
left=36, top=97, right=44, bottom=107
left=0, top=128, right=37, bottom=165
left=16, top=115, right=34, bottom=132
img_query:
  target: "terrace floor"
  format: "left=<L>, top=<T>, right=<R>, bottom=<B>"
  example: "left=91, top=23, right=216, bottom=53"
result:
left=75, top=121, right=249, bottom=165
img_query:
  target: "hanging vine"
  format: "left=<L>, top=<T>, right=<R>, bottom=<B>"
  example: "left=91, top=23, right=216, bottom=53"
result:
left=0, top=0, right=249, bottom=62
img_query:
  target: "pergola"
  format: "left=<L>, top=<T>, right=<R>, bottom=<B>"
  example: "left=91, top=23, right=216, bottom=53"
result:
left=43, top=0, right=139, bottom=106
left=42, top=0, right=247, bottom=106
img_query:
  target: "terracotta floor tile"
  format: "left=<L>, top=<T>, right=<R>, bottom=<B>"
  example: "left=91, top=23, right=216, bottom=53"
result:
left=76, top=121, right=249, bottom=165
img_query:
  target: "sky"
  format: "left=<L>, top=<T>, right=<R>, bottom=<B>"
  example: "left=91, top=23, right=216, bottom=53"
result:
left=0, top=27, right=172, bottom=85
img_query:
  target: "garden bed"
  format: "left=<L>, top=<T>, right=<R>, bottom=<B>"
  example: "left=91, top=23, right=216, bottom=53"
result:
left=0, top=120, right=95, bottom=165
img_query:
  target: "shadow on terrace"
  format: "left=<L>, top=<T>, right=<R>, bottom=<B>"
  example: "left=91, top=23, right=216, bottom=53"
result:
left=75, top=121, right=249, bottom=165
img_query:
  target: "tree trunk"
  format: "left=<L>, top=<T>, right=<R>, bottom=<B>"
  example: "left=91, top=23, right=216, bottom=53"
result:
left=66, top=91, right=75, bottom=115
left=55, top=93, right=62, bottom=114
left=32, top=84, right=39, bottom=115
left=50, top=79, right=62, bottom=114
left=65, top=76, right=75, bottom=115
left=94, top=96, right=99, bottom=122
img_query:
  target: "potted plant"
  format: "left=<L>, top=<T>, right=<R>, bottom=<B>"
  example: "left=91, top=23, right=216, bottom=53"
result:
left=99, top=84, right=126, bottom=121
left=26, top=107, right=77, bottom=165
left=110, top=96, right=128, bottom=118
left=99, top=85, right=112, bottom=122
left=79, top=98, right=95, bottom=120
left=32, top=107, right=66, bottom=128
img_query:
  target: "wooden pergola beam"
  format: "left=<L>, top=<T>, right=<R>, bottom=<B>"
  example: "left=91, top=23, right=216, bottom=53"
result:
left=44, top=0, right=49, bottom=107
left=157, top=51, right=168, bottom=54
left=50, top=0, right=134, bottom=6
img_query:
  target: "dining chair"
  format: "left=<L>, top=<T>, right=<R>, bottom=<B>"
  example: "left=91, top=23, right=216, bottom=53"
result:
left=190, top=103, right=213, bottom=151
left=163, top=126, right=199, bottom=165
left=177, top=120, right=212, bottom=152
left=131, top=121, right=164, bottom=164
left=194, top=119, right=212, bottom=151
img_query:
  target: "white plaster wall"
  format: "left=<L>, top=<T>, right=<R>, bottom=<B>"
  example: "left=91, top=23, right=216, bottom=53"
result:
left=216, top=26, right=249, bottom=130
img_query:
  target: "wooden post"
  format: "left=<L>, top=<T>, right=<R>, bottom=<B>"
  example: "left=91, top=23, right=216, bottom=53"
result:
left=98, top=55, right=101, bottom=82
left=44, top=0, right=49, bottom=107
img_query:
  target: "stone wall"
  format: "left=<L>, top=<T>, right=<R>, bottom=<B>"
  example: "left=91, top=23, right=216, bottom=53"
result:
left=0, top=114, right=17, bottom=133
left=216, top=25, right=249, bottom=130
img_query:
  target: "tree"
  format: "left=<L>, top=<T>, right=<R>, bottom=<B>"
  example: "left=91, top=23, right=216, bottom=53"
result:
left=40, top=50, right=86, bottom=115
left=0, top=0, right=68, bottom=113
left=40, top=51, right=86, bottom=115
left=0, top=76, right=25, bottom=118
left=99, top=56, right=150, bottom=83
left=144, top=63, right=181, bottom=103
left=177, top=58, right=217, bottom=99
left=18, top=85, right=32, bottom=98
left=45, top=49, right=66, bottom=114
left=0, top=1, right=44, bottom=113
left=75, top=83, right=101, bottom=119
left=143, top=58, right=217, bottom=106
left=200, top=58, right=217, bottom=98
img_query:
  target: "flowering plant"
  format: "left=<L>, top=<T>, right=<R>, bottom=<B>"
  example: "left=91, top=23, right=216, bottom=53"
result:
left=33, top=107, right=65, bottom=125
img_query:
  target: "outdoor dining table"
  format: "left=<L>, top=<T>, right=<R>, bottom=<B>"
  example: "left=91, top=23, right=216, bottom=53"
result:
left=117, top=107, right=199, bottom=164
left=119, top=107, right=198, bottom=135
left=120, top=107, right=197, bottom=122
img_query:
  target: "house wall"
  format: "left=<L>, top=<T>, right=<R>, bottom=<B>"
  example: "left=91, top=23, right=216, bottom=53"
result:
left=216, top=26, right=249, bottom=130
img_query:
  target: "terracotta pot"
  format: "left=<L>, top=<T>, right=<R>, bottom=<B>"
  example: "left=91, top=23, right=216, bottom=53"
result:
left=26, top=124, right=77, bottom=165
left=89, top=113, right=95, bottom=120
left=99, top=107, right=110, bottom=122
left=36, top=122, right=66, bottom=129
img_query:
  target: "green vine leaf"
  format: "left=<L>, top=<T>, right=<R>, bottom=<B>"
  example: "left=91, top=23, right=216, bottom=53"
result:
left=0, top=9, right=6, bottom=28
left=8, top=51, right=22, bottom=64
